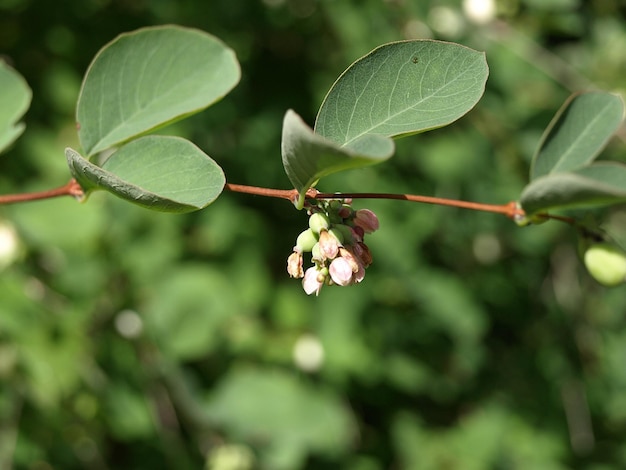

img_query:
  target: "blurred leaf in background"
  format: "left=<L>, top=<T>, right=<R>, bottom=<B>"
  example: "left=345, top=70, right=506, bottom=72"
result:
left=1, top=0, right=626, bottom=469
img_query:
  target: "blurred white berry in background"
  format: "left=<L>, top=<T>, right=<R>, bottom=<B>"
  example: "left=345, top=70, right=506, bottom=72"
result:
left=293, top=334, right=325, bottom=372
left=114, top=309, right=144, bottom=339
left=0, top=220, right=21, bottom=270
left=463, top=0, right=496, bottom=24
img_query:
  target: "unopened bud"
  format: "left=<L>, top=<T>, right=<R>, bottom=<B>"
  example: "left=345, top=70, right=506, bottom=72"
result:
left=353, top=209, right=379, bottom=233
left=357, top=242, right=373, bottom=267
left=338, top=205, right=353, bottom=219
left=352, top=225, right=365, bottom=242
left=296, top=228, right=318, bottom=252
left=584, top=242, right=626, bottom=287
left=309, top=212, right=331, bottom=234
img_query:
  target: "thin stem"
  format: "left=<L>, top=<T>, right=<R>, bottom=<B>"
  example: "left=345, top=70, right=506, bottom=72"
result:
left=224, top=183, right=525, bottom=220
left=223, top=183, right=297, bottom=201
left=0, top=179, right=83, bottom=205
left=0, top=180, right=570, bottom=228
left=314, top=191, right=524, bottom=218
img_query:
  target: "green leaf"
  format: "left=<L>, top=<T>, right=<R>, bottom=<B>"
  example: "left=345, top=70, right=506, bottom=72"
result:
left=0, top=60, right=32, bottom=154
left=281, top=110, right=394, bottom=208
left=530, top=91, right=624, bottom=180
left=66, top=135, right=225, bottom=212
left=315, top=40, right=488, bottom=146
left=520, top=162, right=626, bottom=215
left=77, top=25, right=241, bottom=157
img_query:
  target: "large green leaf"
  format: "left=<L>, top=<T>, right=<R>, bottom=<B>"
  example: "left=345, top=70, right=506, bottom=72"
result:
left=282, top=110, right=394, bottom=208
left=530, top=91, right=624, bottom=180
left=0, top=60, right=32, bottom=154
left=315, top=40, right=488, bottom=146
left=76, top=25, right=240, bottom=157
left=66, top=136, right=225, bottom=212
left=520, top=162, right=626, bottom=215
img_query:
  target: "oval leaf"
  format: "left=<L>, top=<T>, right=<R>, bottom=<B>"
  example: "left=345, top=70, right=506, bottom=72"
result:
left=315, top=40, right=488, bottom=146
left=282, top=110, right=394, bottom=208
left=520, top=162, right=626, bottom=215
left=0, top=60, right=32, bottom=154
left=530, top=91, right=624, bottom=180
left=77, top=25, right=241, bottom=157
left=66, top=136, right=225, bottom=212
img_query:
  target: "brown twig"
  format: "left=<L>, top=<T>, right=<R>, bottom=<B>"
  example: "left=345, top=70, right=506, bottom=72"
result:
left=223, top=183, right=526, bottom=220
left=0, top=180, right=573, bottom=228
left=0, top=179, right=84, bottom=205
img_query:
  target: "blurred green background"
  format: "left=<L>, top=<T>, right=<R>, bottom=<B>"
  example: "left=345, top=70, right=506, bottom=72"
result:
left=2, top=0, right=626, bottom=468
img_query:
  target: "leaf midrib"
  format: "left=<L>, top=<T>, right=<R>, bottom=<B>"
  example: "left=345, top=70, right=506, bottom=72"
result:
left=340, top=53, right=480, bottom=147
left=549, top=100, right=617, bottom=174
left=89, top=40, right=224, bottom=154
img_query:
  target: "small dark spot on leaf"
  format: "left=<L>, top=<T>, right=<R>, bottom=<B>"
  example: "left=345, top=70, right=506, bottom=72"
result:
left=412, top=56, right=419, bottom=64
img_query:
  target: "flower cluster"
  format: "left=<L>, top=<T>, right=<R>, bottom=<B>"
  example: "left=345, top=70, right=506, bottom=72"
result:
left=287, top=199, right=379, bottom=295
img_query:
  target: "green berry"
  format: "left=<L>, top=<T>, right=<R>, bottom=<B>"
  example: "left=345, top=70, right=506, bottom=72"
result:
left=296, top=228, right=318, bottom=252
left=309, top=213, right=330, bottom=234
left=584, top=243, right=626, bottom=287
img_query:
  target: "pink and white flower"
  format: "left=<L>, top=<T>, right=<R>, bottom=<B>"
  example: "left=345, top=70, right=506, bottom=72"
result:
left=329, top=257, right=354, bottom=286
left=318, top=229, right=340, bottom=260
left=303, top=266, right=324, bottom=295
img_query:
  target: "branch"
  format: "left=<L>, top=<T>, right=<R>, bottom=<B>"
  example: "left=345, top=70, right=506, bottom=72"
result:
left=0, top=180, right=570, bottom=228
left=224, top=183, right=526, bottom=220
left=0, top=179, right=84, bottom=205
left=314, top=190, right=524, bottom=219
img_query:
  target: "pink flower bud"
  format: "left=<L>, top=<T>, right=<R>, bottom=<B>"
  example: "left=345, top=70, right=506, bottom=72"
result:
left=319, top=229, right=340, bottom=260
left=357, top=242, right=373, bottom=267
left=329, top=257, right=354, bottom=286
left=353, top=262, right=366, bottom=283
left=349, top=226, right=364, bottom=243
left=353, top=209, right=379, bottom=233
left=303, top=266, right=324, bottom=295
left=287, top=251, right=304, bottom=278
left=338, top=205, right=353, bottom=219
